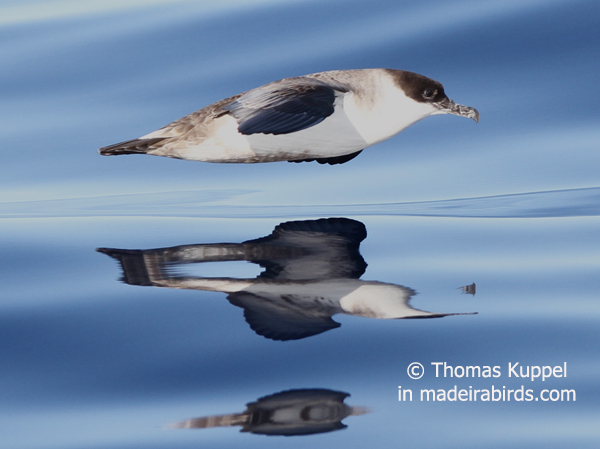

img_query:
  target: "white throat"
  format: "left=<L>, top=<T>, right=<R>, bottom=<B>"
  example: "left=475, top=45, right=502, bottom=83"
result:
left=343, top=74, right=437, bottom=146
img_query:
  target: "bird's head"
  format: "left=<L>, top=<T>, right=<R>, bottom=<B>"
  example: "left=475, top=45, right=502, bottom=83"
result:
left=394, top=70, right=480, bottom=123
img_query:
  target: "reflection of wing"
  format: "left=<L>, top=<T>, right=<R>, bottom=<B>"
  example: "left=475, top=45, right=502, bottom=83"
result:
left=243, top=389, right=352, bottom=436
left=227, top=292, right=340, bottom=341
left=246, top=217, right=367, bottom=280
left=99, top=217, right=367, bottom=282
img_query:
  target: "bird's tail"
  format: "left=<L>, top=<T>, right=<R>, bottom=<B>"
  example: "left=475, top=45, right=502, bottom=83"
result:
left=98, top=137, right=166, bottom=156
left=96, top=248, right=153, bottom=286
left=166, top=413, right=248, bottom=429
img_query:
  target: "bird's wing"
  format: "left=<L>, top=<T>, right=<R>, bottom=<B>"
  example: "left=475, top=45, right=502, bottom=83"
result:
left=227, top=292, right=341, bottom=341
left=245, top=217, right=367, bottom=280
left=223, top=78, right=349, bottom=135
left=289, top=150, right=363, bottom=165
left=252, top=388, right=349, bottom=406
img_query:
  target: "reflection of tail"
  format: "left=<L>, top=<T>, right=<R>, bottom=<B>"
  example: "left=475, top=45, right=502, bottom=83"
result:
left=96, top=248, right=152, bottom=286
left=168, top=413, right=248, bottom=429
left=348, top=406, right=369, bottom=416
left=98, top=137, right=166, bottom=156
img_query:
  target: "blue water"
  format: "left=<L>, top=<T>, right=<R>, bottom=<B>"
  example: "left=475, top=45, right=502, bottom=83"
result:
left=1, top=0, right=599, bottom=448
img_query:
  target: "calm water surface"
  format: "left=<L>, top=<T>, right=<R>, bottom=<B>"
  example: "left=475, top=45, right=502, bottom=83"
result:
left=1, top=0, right=599, bottom=448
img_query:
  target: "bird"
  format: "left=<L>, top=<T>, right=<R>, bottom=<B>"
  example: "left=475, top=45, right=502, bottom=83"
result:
left=98, top=68, right=479, bottom=165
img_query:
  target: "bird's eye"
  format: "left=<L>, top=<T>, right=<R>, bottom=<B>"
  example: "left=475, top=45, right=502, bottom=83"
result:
left=423, top=88, right=437, bottom=100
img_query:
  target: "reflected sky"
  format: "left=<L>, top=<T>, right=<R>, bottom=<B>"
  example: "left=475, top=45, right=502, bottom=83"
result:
left=0, top=214, right=598, bottom=449
left=0, top=0, right=276, bottom=25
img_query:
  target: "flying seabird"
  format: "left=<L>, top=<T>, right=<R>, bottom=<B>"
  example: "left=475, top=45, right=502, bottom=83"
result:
left=98, top=69, right=479, bottom=165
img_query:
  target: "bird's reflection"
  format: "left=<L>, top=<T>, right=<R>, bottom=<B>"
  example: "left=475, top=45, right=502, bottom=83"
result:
left=99, top=217, right=474, bottom=341
left=167, top=388, right=367, bottom=437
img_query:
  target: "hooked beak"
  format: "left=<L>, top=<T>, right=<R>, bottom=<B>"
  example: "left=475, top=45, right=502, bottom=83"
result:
left=434, top=97, right=480, bottom=123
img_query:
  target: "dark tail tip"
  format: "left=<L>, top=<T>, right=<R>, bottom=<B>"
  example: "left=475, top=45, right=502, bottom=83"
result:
left=97, top=247, right=153, bottom=286
left=98, top=137, right=166, bottom=156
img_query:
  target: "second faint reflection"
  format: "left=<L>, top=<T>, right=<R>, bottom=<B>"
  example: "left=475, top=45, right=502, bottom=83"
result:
left=99, top=217, right=475, bottom=341
left=168, top=388, right=367, bottom=437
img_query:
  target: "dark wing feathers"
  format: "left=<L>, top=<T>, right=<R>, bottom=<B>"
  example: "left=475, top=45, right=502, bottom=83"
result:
left=223, top=78, right=347, bottom=135
left=227, top=292, right=341, bottom=341
left=289, top=149, right=364, bottom=165
left=236, top=109, right=326, bottom=136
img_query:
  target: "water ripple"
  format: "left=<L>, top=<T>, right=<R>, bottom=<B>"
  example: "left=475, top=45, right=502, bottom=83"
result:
left=2, top=187, right=600, bottom=219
